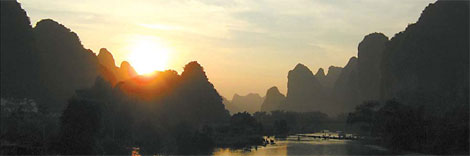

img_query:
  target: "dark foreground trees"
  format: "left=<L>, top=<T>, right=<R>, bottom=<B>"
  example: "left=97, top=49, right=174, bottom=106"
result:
left=55, top=61, right=233, bottom=155
left=253, top=110, right=330, bottom=137
left=347, top=100, right=469, bottom=154
left=58, top=98, right=103, bottom=155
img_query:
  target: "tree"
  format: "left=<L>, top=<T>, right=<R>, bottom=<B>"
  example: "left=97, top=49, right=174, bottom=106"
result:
left=347, top=101, right=380, bottom=136
left=58, top=98, right=103, bottom=155
left=274, top=119, right=289, bottom=136
left=230, top=112, right=262, bottom=135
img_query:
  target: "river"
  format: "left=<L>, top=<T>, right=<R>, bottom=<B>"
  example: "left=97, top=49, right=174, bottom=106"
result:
left=213, top=134, right=395, bottom=155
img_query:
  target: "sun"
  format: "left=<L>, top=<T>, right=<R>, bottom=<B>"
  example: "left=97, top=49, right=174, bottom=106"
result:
left=128, top=36, right=170, bottom=75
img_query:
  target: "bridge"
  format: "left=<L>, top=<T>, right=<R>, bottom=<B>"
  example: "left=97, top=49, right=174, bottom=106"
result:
left=295, top=134, right=361, bottom=140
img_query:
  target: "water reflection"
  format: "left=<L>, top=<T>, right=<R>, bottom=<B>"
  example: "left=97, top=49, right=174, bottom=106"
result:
left=213, top=135, right=393, bottom=155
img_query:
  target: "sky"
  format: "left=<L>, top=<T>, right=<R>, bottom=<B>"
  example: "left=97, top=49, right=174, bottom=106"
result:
left=18, top=0, right=436, bottom=99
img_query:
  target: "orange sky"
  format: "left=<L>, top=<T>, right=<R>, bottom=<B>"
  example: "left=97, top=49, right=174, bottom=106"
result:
left=18, top=0, right=435, bottom=98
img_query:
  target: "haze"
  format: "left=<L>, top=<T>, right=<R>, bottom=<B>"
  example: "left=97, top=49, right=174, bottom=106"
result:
left=18, top=0, right=435, bottom=97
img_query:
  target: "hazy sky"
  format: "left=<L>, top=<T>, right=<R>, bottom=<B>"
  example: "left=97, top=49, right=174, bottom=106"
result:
left=19, top=0, right=435, bottom=98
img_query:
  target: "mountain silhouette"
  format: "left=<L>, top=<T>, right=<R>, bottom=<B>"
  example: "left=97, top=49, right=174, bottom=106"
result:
left=260, top=86, right=286, bottom=112
left=33, top=19, right=100, bottom=112
left=330, top=33, right=389, bottom=113
left=314, top=66, right=342, bottom=94
left=177, top=61, right=230, bottom=123
left=97, top=48, right=117, bottom=71
left=222, top=96, right=242, bottom=114
left=119, top=61, right=137, bottom=81
left=2, top=1, right=140, bottom=114
left=332, top=57, right=359, bottom=112
left=357, top=33, right=388, bottom=102
left=324, top=66, right=342, bottom=89
left=97, top=48, right=119, bottom=84
left=2, top=2, right=103, bottom=113
left=115, top=61, right=230, bottom=124
left=277, top=33, right=388, bottom=114
left=96, top=48, right=117, bottom=71
left=314, top=68, right=326, bottom=85
left=381, top=0, right=469, bottom=110
left=97, top=48, right=137, bottom=85
left=285, top=63, right=328, bottom=112
left=1, top=0, right=40, bottom=99
left=377, top=1, right=467, bottom=153
left=272, top=1, right=468, bottom=117
left=58, top=61, right=231, bottom=154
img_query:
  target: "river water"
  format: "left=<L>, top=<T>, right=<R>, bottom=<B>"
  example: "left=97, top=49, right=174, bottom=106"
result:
left=213, top=134, right=395, bottom=155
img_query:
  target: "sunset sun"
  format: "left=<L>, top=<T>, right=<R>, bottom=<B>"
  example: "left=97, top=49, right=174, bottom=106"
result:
left=128, top=36, right=170, bottom=75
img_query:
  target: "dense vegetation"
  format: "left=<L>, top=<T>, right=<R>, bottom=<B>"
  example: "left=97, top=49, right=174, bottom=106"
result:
left=55, top=62, right=234, bottom=155
left=348, top=100, right=468, bottom=154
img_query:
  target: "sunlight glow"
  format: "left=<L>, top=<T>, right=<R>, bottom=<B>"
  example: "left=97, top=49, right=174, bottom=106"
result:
left=128, top=36, right=171, bottom=75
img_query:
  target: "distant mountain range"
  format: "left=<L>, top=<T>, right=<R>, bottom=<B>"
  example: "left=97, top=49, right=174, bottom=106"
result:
left=223, top=93, right=264, bottom=114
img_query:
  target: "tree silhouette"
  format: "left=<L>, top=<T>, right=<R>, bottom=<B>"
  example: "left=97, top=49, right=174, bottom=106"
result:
left=58, top=98, right=103, bottom=155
